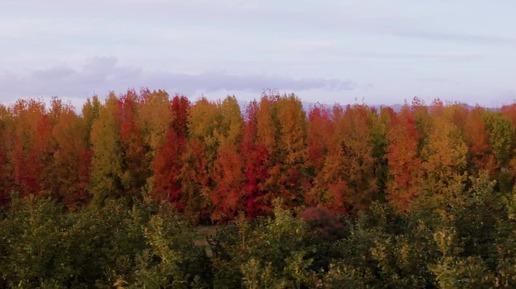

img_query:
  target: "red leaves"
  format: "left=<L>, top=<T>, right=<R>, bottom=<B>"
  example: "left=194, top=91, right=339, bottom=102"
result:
left=152, top=95, right=190, bottom=205
left=211, top=145, right=244, bottom=221
left=1, top=92, right=512, bottom=221
left=241, top=102, right=269, bottom=218
left=307, top=105, right=332, bottom=172
left=152, top=129, right=182, bottom=203
left=117, top=92, right=149, bottom=197
left=299, top=206, right=346, bottom=241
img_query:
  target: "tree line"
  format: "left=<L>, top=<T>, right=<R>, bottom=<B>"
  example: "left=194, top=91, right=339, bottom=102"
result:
left=0, top=89, right=515, bottom=222
left=1, top=89, right=516, bottom=288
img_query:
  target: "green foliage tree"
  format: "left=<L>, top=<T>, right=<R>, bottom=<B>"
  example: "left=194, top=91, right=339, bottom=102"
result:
left=210, top=200, right=318, bottom=289
left=0, top=104, right=14, bottom=205
left=131, top=208, right=211, bottom=289
left=0, top=193, right=211, bottom=288
left=483, top=112, right=515, bottom=192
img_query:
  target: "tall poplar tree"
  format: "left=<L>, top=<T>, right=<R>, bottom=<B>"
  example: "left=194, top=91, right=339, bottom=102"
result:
left=89, top=93, right=124, bottom=205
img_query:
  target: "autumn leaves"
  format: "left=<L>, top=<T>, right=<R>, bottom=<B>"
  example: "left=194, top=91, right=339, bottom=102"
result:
left=0, top=91, right=514, bottom=222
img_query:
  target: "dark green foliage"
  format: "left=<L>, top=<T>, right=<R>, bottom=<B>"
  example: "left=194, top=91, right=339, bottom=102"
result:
left=0, top=195, right=68, bottom=288
left=210, top=201, right=319, bottom=289
left=0, top=194, right=209, bottom=288
left=1, top=174, right=515, bottom=288
left=332, top=203, right=438, bottom=288
left=323, top=177, right=516, bottom=289
left=130, top=207, right=212, bottom=289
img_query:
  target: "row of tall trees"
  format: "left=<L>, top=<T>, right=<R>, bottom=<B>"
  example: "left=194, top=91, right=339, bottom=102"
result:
left=0, top=90, right=515, bottom=222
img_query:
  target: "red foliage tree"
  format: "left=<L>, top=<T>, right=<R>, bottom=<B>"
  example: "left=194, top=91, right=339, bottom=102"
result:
left=117, top=90, right=150, bottom=198
left=152, top=95, right=190, bottom=207
left=241, top=100, right=270, bottom=218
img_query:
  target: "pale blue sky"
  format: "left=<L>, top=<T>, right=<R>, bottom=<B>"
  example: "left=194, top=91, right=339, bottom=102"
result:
left=1, top=0, right=516, bottom=108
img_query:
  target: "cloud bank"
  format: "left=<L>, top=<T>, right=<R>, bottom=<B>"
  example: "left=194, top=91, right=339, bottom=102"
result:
left=0, top=57, right=357, bottom=104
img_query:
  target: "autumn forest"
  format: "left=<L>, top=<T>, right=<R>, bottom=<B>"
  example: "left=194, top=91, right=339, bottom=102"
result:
left=1, top=89, right=516, bottom=288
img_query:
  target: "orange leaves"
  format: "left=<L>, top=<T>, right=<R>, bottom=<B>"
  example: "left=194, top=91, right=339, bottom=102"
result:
left=9, top=99, right=52, bottom=196
left=275, top=95, right=309, bottom=204
left=138, top=89, right=173, bottom=155
left=307, top=104, right=333, bottom=172
left=463, top=107, right=497, bottom=175
left=386, top=105, right=423, bottom=212
left=180, top=96, right=246, bottom=222
left=211, top=98, right=245, bottom=221
left=0, top=98, right=91, bottom=207
left=336, top=105, right=378, bottom=212
left=308, top=104, right=377, bottom=214
left=252, top=93, right=310, bottom=211
left=1, top=91, right=512, bottom=221
left=48, top=100, right=91, bottom=209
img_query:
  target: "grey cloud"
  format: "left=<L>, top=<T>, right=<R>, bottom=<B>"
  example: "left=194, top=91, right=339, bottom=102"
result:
left=0, top=57, right=357, bottom=103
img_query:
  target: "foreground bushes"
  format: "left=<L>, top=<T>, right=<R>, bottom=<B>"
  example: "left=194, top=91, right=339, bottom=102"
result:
left=1, top=177, right=515, bottom=289
left=0, top=195, right=210, bottom=289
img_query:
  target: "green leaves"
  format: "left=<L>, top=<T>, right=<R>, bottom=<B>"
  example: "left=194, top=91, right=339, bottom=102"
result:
left=484, top=112, right=514, bottom=168
left=131, top=212, right=210, bottom=289
left=211, top=200, right=318, bottom=289
left=0, top=194, right=210, bottom=288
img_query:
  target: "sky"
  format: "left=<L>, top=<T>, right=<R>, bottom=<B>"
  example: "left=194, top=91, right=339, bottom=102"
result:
left=1, top=0, right=516, bottom=108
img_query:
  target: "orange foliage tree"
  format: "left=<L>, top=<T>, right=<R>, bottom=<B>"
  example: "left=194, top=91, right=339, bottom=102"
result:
left=305, top=104, right=334, bottom=209
left=9, top=99, right=53, bottom=196
left=180, top=97, right=221, bottom=222
left=45, top=98, right=91, bottom=210
left=211, top=96, right=245, bottom=222
left=385, top=104, right=423, bottom=212
left=418, top=104, right=469, bottom=209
